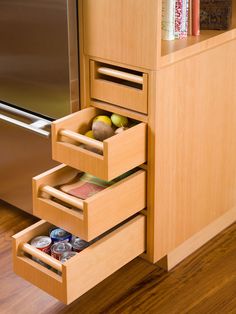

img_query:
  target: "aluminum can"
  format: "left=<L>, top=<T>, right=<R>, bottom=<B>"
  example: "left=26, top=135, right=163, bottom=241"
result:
left=60, top=251, right=77, bottom=263
left=51, top=242, right=72, bottom=260
left=71, top=236, right=89, bottom=252
left=30, top=236, right=52, bottom=254
left=50, top=228, right=72, bottom=243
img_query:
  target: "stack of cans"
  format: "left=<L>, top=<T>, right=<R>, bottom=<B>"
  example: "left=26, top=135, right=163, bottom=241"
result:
left=30, top=227, right=90, bottom=267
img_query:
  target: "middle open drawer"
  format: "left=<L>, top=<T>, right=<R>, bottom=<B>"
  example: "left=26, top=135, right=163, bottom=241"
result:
left=33, top=164, right=146, bottom=241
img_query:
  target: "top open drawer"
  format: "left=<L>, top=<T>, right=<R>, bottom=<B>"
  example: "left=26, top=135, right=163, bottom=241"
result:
left=52, top=107, right=147, bottom=181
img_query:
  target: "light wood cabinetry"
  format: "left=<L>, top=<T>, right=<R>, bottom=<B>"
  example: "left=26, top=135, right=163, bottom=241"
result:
left=83, top=0, right=161, bottom=70
left=81, top=0, right=236, bottom=264
left=149, top=40, right=236, bottom=262
left=12, top=0, right=236, bottom=304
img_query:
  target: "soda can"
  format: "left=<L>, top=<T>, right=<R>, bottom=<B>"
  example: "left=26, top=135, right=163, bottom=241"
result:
left=71, top=236, right=89, bottom=252
left=50, top=228, right=72, bottom=243
left=60, top=251, right=77, bottom=263
left=30, top=236, right=52, bottom=254
left=51, top=242, right=72, bottom=260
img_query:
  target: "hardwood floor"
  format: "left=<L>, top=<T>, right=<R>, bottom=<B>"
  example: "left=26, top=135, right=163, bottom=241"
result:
left=0, top=201, right=236, bottom=314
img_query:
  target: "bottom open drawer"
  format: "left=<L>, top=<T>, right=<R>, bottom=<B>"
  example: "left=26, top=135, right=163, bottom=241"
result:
left=12, top=215, right=145, bottom=304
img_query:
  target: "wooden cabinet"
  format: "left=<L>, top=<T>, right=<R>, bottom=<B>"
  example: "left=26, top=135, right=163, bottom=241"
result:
left=12, top=0, right=236, bottom=304
left=149, top=39, right=236, bottom=263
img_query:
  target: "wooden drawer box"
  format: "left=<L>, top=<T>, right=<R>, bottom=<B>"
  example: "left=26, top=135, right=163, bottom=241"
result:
left=12, top=216, right=145, bottom=304
left=51, top=107, right=147, bottom=181
left=90, top=60, right=148, bottom=114
left=33, top=164, right=146, bottom=241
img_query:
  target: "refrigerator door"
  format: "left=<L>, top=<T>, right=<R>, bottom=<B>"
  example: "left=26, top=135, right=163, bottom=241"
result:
left=0, top=0, right=79, bottom=119
left=0, top=103, right=58, bottom=213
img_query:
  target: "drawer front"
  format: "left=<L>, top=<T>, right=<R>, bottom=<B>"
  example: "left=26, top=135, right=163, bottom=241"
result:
left=12, top=216, right=145, bottom=304
left=52, top=107, right=147, bottom=181
left=90, top=61, right=148, bottom=114
left=33, top=164, right=146, bottom=241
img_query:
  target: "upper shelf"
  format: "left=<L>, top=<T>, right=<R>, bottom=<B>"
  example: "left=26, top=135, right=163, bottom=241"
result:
left=160, top=2, right=236, bottom=67
left=160, top=28, right=236, bottom=67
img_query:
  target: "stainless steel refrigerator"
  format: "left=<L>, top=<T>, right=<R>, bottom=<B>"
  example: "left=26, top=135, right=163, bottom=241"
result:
left=0, top=0, right=79, bottom=213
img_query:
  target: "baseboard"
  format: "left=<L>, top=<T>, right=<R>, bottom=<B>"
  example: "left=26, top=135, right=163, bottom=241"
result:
left=157, top=207, right=236, bottom=271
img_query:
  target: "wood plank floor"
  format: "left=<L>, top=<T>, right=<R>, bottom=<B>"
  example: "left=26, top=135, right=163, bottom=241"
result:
left=0, top=201, right=236, bottom=314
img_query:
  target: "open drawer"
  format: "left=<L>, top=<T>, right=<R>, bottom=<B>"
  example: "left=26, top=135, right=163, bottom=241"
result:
left=90, top=60, right=148, bottom=114
left=51, top=107, right=147, bottom=181
left=13, top=215, right=145, bottom=304
left=33, top=164, right=146, bottom=241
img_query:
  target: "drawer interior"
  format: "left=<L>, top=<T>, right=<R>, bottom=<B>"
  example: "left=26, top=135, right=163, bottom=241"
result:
left=13, top=215, right=145, bottom=304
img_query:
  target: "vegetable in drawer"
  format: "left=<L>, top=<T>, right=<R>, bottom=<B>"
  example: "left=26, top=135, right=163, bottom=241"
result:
left=81, top=113, right=134, bottom=154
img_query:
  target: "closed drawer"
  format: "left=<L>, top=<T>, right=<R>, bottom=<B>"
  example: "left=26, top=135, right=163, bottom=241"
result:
left=52, top=107, right=147, bottom=181
left=12, top=215, right=145, bottom=304
left=33, top=164, right=146, bottom=241
left=90, top=60, right=148, bottom=114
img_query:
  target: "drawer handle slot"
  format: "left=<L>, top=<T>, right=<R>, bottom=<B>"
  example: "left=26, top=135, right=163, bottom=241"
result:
left=21, top=243, right=62, bottom=272
left=97, top=67, right=144, bottom=85
left=42, top=185, right=84, bottom=211
left=60, top=129, right=104, bottom=152
left=91, top=60, right=145, bottom=90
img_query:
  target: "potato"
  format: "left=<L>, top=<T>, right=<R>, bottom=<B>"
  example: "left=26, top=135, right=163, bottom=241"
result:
left=92, top=121, right=115, bottom=141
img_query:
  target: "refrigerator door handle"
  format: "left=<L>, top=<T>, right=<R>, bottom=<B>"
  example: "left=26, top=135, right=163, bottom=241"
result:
left=0, top=103, right=51, bottom=138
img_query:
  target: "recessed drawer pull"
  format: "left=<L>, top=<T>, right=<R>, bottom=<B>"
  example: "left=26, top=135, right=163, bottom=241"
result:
left=97, top=67, right=144, bottom=85
left=21, top=242, right=62, bottom=272
left=60, top=129, right=104, bottom=152
left=90, top=61, right=148, bottom=114
left=42, top=185, right=84, bottom=210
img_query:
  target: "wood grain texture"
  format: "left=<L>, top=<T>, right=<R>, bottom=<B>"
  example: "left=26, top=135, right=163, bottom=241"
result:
left=82, top=0, right=161, bottom=70
left=232, top=1, right=236, bottom=28
left=1, top=202, right=236, bottom=313
left=158, top=206, right=236, bottom=270
left=149, top=39, right=236, bottom=262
